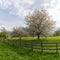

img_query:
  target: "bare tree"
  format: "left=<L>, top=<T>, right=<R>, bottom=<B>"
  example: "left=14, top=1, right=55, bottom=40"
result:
left=25, top=9, right=55, bottom=40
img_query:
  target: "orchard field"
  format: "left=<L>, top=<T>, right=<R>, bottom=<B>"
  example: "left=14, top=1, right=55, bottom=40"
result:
left=8, top=36, right=60, bottom=42
left=0, top=36, right=59, bottom=60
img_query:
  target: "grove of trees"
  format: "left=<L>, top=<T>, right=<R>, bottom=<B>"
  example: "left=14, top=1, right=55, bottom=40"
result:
left=0, top=8, right=56, bottom=40
left=0, top=27, right=8, bottom=38
left=11, top=27, right=29, bottom=40
left=53, top=28, right=60, bottom=36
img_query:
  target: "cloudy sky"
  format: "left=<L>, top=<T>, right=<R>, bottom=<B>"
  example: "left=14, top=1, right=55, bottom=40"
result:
left=0, top=0, right=60, bottom=31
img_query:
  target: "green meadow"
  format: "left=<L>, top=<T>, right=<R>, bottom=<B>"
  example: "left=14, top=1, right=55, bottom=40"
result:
left=0, top=42, right=60, bottom=60
left=8, top=36, right=60, bottom=42
left=0, top=36, right=60, bottom=60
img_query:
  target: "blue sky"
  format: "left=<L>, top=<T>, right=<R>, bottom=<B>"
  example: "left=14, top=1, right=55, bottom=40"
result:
left=0, top=0, right=60, bottom=31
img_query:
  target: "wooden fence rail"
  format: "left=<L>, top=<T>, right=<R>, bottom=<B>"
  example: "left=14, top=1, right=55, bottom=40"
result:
left=1, top=39, right=60, bottom=53
left=23, top=42, right=60, bottom=53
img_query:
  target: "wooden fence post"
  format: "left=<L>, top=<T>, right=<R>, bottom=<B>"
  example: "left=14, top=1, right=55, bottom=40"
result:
left=20, top=40, right=21, bottom=47
left=31, top=41, right=33, bottom=51
left=56, top=43, right=58, bottom=54
left=41, top=42, right=43, bottom=53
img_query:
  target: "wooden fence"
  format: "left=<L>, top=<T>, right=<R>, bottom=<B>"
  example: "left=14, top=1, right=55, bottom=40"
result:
left=1, top=39, right=60, bottom=53
left=24, top=42, right=60, bottom=53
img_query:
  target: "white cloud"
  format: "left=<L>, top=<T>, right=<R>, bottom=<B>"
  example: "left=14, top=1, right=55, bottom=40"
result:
left=48, top=0, right=60, bottom=27
left=0, top=0, right=35, bottom=30
left=40, top=0, right=60, bottom=27
left=1, top=0, right=60, bottom=29
left=0, top=0, right=35, bottom=16
left=22, top=0, right=34, bottom=5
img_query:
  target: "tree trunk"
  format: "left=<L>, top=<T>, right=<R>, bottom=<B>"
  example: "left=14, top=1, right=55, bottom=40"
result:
left=37, top=33, right=40, bottom=40
left=20, top=36, right=21, bottom=40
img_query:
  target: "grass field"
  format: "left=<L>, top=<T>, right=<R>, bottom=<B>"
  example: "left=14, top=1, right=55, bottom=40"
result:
left=0, top=41, right=60, bottom=60
left=8, top=36, right=60, bottom=42
left=0, top=36, right=60, bottom=60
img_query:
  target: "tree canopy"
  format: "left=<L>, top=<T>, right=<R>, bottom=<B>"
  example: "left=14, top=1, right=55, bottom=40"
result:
left=25, top=8, right=55, bottom=40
